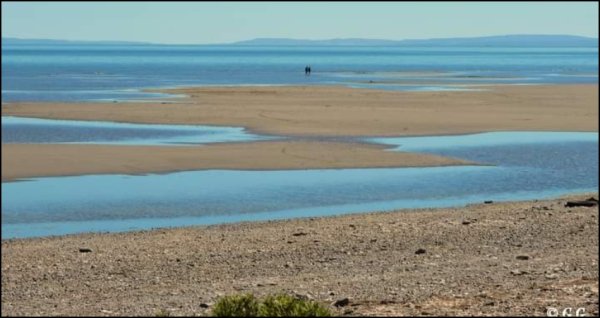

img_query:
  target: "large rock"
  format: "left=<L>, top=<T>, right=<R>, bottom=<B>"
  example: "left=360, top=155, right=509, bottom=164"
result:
left=565, top=198, right=598, bottom=207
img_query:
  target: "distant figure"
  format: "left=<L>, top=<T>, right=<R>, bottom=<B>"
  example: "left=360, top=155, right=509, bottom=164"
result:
left=308, top=65, right=312, bottom=75
left=305, top=65, right=309, bottom=76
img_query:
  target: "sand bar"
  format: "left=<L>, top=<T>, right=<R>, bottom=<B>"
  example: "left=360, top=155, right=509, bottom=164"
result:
left=2, top=194, right=598, bottom=316
left=3, top=84, right=598, bottom=137
left=2, top=84, right=596, bottom=179
left=1, top=141, right=470, bottom=182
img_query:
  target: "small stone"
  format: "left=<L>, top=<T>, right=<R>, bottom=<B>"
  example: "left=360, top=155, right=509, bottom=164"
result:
left=462, top=220, right=471, bottom=225
left=545, top=273, right=559, bottom=280
left=292, top=232, right=307, bottom=236
left=510, top=269, right=527, bottom=276
left=333, top=298, right=350, bottom=307
left=516, top=255, right=530, bottom=260
left=199, top=303, right=209, bottom=308
left=415, top=248, right=426, bottom=255
left=79, top=248, right=93, bottom=253
left=552, top=267, right=561, bottom=273
left=294, top=293, right=310, bottom=301
left=484, top=301, right=496, bottom=306
left=484, top=200, right=493, bottom=204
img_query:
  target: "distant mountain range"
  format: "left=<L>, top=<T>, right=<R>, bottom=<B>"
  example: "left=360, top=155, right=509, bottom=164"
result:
left=231, top=38, right=401, bottom=46
left=3, top=34, right=598, bottom=47
left=232, top=35, right=598, bottom=47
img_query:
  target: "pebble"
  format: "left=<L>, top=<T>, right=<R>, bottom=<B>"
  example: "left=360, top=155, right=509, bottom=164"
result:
left=516, top=255, right=530, bottom=260
left=510, top=269, right=527, bottom=276
left=545, top=273, right=559, bottom=280
left=415, top=248, right=426, bottom=255
left=333, top=298, right=350, bottom=307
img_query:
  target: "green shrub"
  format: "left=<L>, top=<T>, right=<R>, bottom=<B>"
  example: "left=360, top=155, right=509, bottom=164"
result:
left=211, top=293, right=260, bottom=317
left=211, top=293, right=332, bottom=317
left=258, top=294, right=331, bottom=317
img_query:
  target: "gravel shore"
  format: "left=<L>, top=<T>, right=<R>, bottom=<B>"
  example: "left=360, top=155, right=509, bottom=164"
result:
left=2, top=193, right=598, bottom=316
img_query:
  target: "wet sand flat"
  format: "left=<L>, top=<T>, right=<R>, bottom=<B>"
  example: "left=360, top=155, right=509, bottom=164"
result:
left=2, top=84, right=596, bottom=180
left=1, top=141, right=471, bottom=182
left=3, top=84, right=598, bottom=137
left=2, top=194, right=597, bottom=316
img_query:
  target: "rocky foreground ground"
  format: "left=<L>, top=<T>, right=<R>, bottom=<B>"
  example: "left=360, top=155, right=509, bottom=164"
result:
left=2, top=194, right=598, bottom=316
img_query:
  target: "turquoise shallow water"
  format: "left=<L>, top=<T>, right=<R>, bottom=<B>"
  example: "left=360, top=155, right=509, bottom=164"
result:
left=2, top=131, right=597, bottom=239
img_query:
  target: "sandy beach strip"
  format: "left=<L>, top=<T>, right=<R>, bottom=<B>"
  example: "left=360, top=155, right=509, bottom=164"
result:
left=1, top=141, right=471, bottom=182
left=2, top=84, right=596, bottom=179
left=2, top=194, right=597, bottom=316
left=3, top=84, right=598, bottom=137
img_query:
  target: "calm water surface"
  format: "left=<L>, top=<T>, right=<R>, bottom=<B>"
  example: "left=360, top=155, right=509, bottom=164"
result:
left=2, top=45, right=597, bottom=102
left=1, top=116, right=273, bottom=145
left=2, top=45, right=598, bottom=239
left=2, top=132, right=597, bottom=239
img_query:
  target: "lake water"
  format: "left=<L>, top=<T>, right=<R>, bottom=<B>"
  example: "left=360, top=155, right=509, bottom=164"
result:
left=2, top=45, right=597, bottom=102
left=2, top=45, right=598, bottom=239
left=1, top=116, right=273, bottom=145
left=2, top=132, right=597, bottom=239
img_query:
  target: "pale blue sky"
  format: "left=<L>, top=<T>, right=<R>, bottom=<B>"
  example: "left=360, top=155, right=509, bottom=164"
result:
left=2, top=2, right=598, bottom=44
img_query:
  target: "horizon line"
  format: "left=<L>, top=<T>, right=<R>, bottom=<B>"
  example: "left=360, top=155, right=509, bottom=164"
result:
left=3, top=33, right=598, bottom=46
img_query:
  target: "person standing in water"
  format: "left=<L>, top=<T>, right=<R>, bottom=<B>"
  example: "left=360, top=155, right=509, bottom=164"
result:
left=304, top=65, right=309, bottom=76
left=308, top=65, right=312, bottom=75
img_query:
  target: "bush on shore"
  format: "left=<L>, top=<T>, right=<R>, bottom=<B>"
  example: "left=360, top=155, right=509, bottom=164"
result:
left=211, top=293, right=332, bottom=317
